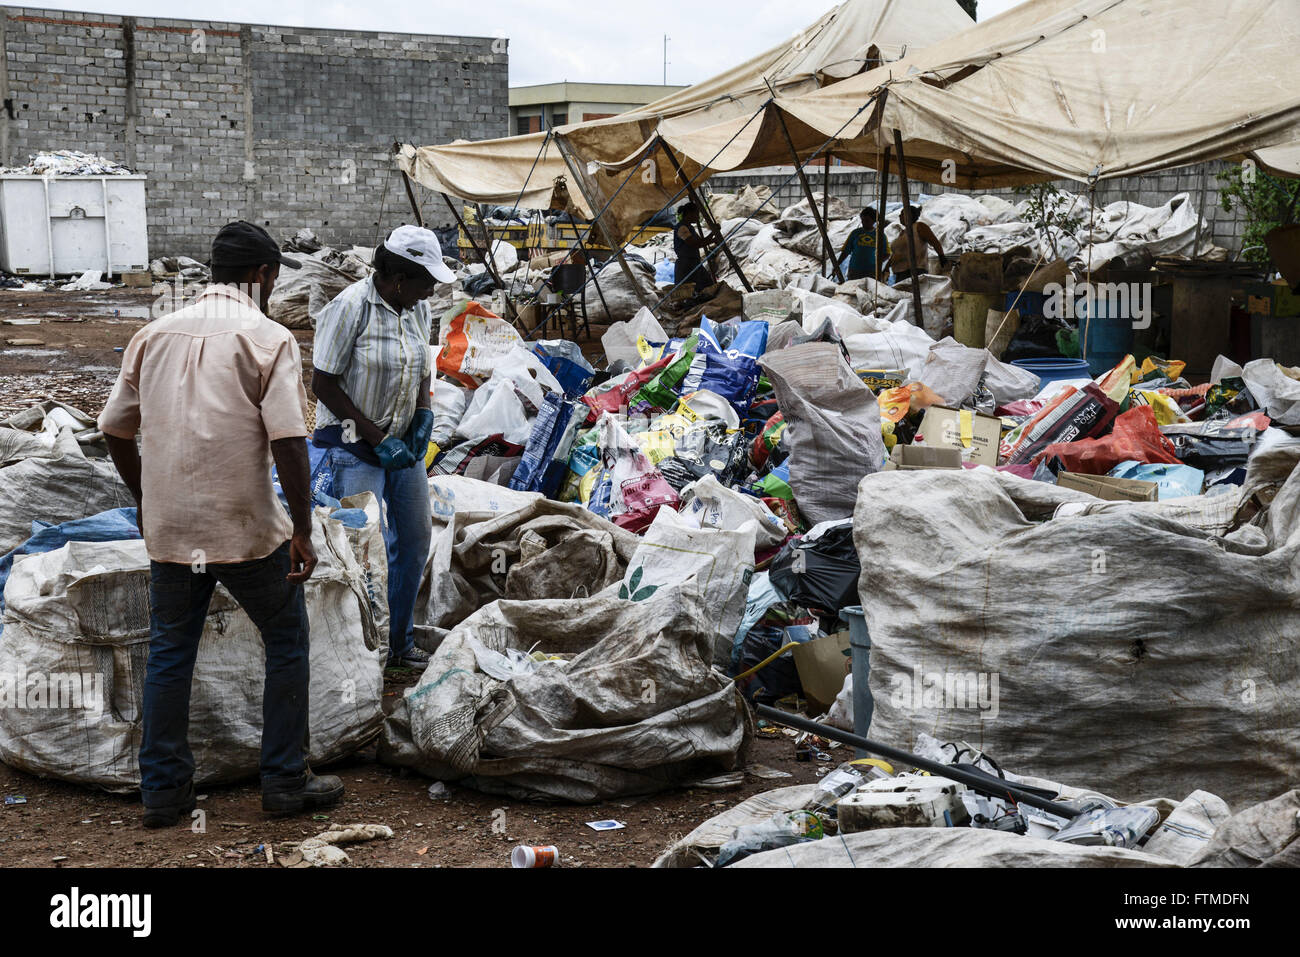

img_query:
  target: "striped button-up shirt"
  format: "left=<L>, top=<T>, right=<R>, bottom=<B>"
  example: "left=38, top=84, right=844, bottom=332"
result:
left=313, top=276, right=432, bottom=438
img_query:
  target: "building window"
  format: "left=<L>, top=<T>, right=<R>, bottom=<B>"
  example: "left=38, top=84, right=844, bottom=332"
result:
left=517, top=115, right=541, bottom=135
left=550, top=113, right=567, bottom=128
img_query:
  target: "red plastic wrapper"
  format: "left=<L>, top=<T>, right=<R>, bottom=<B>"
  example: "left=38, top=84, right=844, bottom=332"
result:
left=1032, top=404, right=1182, bottom=473
left=580, top=352, right=675, bottom=424
left=996, top=399, right=1048, bottom=418
left=1227, top=411, right=1270, bottom=431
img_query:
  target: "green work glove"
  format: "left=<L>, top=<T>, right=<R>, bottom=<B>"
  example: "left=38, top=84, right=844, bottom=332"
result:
left=403, top=408, right=435, bottom=462
left=374, top=435, right=416, bottom=471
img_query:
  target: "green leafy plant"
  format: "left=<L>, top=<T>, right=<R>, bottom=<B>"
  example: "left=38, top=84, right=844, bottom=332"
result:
left=618, top=566, right=659, bottom=602
left=1217, top=164, right=1300, bottom=264
left=1013, top=181, right=1086, bottom=261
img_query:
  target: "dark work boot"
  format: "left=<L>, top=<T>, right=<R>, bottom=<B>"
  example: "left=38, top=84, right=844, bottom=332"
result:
left=262, top=771, right=345, bottom=816
left=142, top=779, right=197, bottom=829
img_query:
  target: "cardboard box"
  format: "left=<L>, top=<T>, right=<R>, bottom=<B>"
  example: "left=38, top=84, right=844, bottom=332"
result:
left=1058, top=471, right=1158, bottom=502
left=791, top=630, right=851, bottom=712
left=122, top=270, right=153, bottom=288
left=915, top=406, right=1002, bottom=466
left=950, top=251, right=1004, bottom=294
left=884, top=444, right=964, bottom=471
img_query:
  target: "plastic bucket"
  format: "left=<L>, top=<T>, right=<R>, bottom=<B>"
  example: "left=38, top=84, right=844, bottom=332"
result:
left=952, top=291, right=1001, bottom=348
left=1010, top=356, right=1091, bottom=390
left=840, top=605, right=873, bottom=756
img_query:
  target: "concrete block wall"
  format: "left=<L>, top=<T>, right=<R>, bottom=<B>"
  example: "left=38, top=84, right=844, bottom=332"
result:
left=0, top=7, right=508, bottom=257
left=707, top=161, right=1249, bottom=254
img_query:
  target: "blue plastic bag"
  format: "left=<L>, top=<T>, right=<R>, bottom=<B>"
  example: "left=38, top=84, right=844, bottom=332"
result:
left=679, top=316, right=769, bottom=416
left=0, top=508, right=142, bottom=633
left=509, top=391, right=582, bottom=497
left=1108, top=460, right=1205, bottom=499
left=533, top=340, right=595, bottom=398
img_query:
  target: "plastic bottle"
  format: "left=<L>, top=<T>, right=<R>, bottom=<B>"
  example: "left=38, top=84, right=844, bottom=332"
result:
left=715, top=810, right=824, bottom=867
left=807, top=759, right=892, bottom=813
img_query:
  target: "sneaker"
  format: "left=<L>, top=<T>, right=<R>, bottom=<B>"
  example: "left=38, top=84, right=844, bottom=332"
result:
left=142, top=780, right=197, bottom=829
left=388, top=646, right=430, bottom=670
left=262, top=771, right=345, bottom=816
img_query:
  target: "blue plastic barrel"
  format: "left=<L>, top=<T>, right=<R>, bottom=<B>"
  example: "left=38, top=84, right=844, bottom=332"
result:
left=1005, top=290, right=1051, bottom=319
left=840, top=606, right=873, bottom=756
left=1079, top=300, right=1135, bottom=377
left=1010, top=356, right=1092, bottom=390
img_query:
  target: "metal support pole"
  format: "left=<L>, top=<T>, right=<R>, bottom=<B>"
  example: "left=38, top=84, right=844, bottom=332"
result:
left=553, top=134, right=653, bottom=311
left=775, top=108, right=845, bottom=283
left=399, top=169, right=425, bottom=228
left=571, top=224, right=611, bottom=324
left=822, top=151, right=832, bottom=276
left=893, top=128, right=926, bottom=328
left=439, top=192, right=510, bottom=319
left=663, top=143, right=752, bottom=292
left=876, top=146, right=891, bottom=282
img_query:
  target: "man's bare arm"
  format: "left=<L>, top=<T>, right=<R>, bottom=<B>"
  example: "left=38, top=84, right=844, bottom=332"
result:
left=104, top=433, right=144, bottom=530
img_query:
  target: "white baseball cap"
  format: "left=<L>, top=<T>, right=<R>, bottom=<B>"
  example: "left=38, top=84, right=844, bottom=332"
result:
left=384, top=224, right=456, bottom=284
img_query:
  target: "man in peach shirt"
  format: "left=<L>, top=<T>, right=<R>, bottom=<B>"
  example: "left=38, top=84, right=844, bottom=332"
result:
left=99, top=222, right=343, bottom=827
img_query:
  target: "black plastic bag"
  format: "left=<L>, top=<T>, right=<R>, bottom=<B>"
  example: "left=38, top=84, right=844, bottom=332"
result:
left=768, top=521, right=860, bottom=615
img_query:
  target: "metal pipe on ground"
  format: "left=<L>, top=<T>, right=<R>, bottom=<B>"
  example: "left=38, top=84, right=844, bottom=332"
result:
left=754, top=704, right=1078, bottom=819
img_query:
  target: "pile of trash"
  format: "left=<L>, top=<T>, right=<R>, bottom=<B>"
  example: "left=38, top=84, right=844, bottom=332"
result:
left=267, top=229, right=377, bottom=330
left=427, top=187, right=1220, bottom=331
left=4, top=182, right=1299, bottom=833
left=703, top=188, right=1220, bottom=295
left=149, top=256, right=210, bottom=283
left=0, top=150, right=135, bottom=176
left=654, top=733, right=1300, bottom=868
left=393, top=216, right=1300, bottom=809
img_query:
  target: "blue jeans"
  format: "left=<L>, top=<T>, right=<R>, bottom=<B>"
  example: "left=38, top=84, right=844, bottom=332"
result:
left=140, top=541, right=309, bottom=806
left=324, top=447, right=431, bottom=661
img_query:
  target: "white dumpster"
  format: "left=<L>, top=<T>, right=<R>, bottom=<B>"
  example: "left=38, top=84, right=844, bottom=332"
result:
left=0, top=174, right=148, bottom=278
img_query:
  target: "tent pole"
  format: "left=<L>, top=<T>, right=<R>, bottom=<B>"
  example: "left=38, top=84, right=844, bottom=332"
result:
left=1193, top=163, right=1209, bottom=261
left=571, top=222, right=612, bottom=323
left=822, top=151, right=832, bottom=276
left=873, top=144, right=891, bottom=314
left=662, top=143, right=752, bottom=292
left=399, top=169, right=425, bottom=228
left=392, top=142, right=426, bottom=229
left=876, top=145, right=891, bottom=282
left=439, top=191, right=511, bottom=319
left=775, top=109, right=845, bottom=283
left=553, top=134, right=654, bottom=311
left=892, top=128, right=925, bottom=329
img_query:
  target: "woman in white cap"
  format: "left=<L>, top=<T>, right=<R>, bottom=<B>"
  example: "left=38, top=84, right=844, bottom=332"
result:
left=311, top=224, right=454, bottom=670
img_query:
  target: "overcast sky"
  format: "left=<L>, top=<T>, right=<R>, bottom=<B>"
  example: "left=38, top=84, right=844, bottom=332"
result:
left=36, top=0, right=1028, bottom=86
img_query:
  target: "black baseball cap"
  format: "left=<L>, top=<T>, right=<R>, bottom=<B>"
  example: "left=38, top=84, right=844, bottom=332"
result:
left=210, top=221, right=301, bottom=270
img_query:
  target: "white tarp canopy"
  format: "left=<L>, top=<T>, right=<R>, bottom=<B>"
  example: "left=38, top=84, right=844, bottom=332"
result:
left=656, top=0, right=1300, bottom=190
left=396, top=0, right=977, bottom=232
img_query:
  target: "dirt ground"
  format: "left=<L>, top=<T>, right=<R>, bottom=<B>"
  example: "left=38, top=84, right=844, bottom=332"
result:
left=0, top=665, right=836, bottom=868
left=0, top=286, right=318, bottom=415
left=0, top=285, right=839, bottom=869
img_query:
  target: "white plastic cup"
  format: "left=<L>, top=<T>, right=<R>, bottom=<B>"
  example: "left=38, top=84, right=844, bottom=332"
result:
left=511, top=844, right=559, bottom=868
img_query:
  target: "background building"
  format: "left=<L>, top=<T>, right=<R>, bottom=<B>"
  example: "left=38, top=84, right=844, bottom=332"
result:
left=0, top=6, right=509, bottom=256
left=509, top=81, right=686, bottom=135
